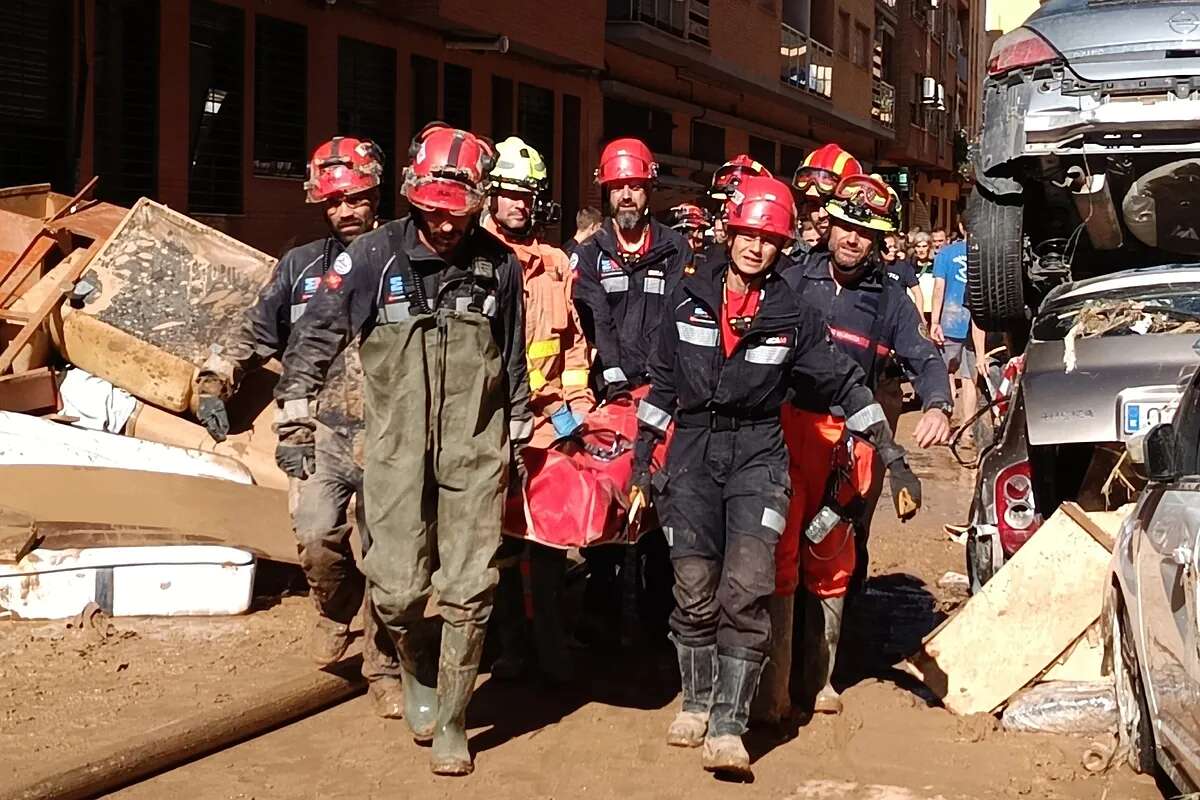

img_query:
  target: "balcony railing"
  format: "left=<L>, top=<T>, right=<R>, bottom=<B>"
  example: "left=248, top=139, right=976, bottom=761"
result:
left=872, top=78, right=895, bottom=128
left=607, top=0, right=710, bottom=47
left=780, top=23, right=834, bottom=100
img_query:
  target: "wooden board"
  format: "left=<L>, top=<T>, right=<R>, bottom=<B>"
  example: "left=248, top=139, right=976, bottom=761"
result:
left=1041, top=621, right=1105, bottom=683
left=904, top=502, right=1113, bottom=714
left=0, top=506, right=37, bottom=563
left=0, top=465, right=295, bottom=564
left=0, top=367, right=59, bottom=413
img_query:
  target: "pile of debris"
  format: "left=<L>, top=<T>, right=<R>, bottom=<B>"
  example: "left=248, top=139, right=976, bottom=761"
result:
left=0, top=181, right=295, bottom=621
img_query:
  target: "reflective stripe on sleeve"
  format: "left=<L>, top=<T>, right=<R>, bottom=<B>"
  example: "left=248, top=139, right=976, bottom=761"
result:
left=603, top=367, right=627, bottom=385
left=636, top=399, right=672, bottom=433
left=528, top=338, right=561, bottom=359
left=289, top=303, right=308, bottom=323
left=529, top=368, right=548, bottom=391
left=845, top=402, right=886, bottom=432
left=761, top=507, right=786, bottom=535
left=562, top=368, right=589, bottom=387
left=676, top=321, right=719, bottom=348
left=510, top=417, right=534, bottom=444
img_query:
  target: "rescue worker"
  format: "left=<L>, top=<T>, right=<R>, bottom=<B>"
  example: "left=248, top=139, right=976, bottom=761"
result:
left=273, top=123, right=531, bottom=776
left=790, top=144, right=862, bottom=265
left=631, top=175, right=897, bottom=780
left=572, top=138, right=691, bottom=398
left=767, top=174, right=951, bottom=720
left=483, top=136, right=593, bottom=684
left=707, top=155, right=771, bottom=255
left=669, top=203, right=712, bottom=253
left=191, top=137, right=402, bottom=715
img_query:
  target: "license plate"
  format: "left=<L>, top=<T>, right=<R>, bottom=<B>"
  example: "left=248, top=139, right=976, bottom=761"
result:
left=1121, top=400, right=1177, bottom=437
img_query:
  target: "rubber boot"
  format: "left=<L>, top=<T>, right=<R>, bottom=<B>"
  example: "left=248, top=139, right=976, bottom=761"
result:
left=396, top=618, right=440, bottom=743
left=309, top=613, right=351, bottom=667
left=667, top=641, right=716, bottom=747
left=702, top=653, right=764, bottom=781
left=490, top=559, right=529, bottom=681
left=368, top=677, right=404, bottom=719
left=530, top=544, right=572, bottom=685
left=430, top=622, right=486, bottom=776
left=801, top=593, right=844, bottom=715
left=750, top=593, right=794, bottom=728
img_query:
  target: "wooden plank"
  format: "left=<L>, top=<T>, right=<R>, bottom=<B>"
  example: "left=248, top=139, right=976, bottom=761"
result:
left=44, top=176, right=98, bottom=224
left=0, top=245, right=95, bottom=374
left=0, top=367, right=59, bottom=413
left=903, top=504, right=1112, bottom=714
left=0, top=464, right=296, bottom=564
left=47, top=202, right=129, bottom=244
left=0, top=235, right=58, bottom=308
left=1041, top=621, right=1104, bottom=683
left=0, top=506, right=37, bottom=563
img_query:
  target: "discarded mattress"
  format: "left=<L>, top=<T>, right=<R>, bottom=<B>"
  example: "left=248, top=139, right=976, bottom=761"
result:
left=0, top=411, right=254, bottom=484
left=0, top=545, right=256, bottom=618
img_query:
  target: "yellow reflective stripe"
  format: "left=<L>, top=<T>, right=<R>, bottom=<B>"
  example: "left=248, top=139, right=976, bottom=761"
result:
left=562, top=369, right=589, bottom=387
left=528, top=338, right=561, bottom=359
left=833, top=150, right=852, bottom=175
left=529, top=368, right=548, bottom=391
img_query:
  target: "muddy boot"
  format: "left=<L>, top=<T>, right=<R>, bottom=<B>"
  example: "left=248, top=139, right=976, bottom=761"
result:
left=430, top=623, right=485, bottom=776
left=309, top=614, right=352, bottom=667
left=701, top=653, right=763, bottom=781
left=750, top=593, right=794, bottom=728
left=667, top=641, right=716, bottom=747
left=490, top=559, right=529, bottom=681
left=368, top=676, right=404, bottom=719
left=530, top=544, right=572, bottom=685
left=801, top=593, right=844, bottom=715
left=396, top=620, right=439, bottom=743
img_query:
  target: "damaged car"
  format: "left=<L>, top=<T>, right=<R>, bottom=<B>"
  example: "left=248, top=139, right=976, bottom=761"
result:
left=965, top=264, right=1200, bottom=590
left=969, top=0, right=1200, bottom=333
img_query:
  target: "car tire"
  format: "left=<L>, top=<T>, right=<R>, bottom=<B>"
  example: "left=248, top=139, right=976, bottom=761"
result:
left=966, top=188, right=1026, bottom=332
left=965, top=527, right=995, bottom=594
left=1112, top=591, right=1156, bottom=774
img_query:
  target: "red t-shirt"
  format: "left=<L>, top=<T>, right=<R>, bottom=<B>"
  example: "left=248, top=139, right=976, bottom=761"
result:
left=721, top=286, right=761, bottom=358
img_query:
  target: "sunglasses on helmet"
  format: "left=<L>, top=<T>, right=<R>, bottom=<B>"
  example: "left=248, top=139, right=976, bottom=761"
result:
left=832, top=175, right=896, bottom=216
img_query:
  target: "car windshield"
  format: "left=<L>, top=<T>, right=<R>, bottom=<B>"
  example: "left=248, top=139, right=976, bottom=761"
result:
left=1032, top=283, right=1200, bottom=341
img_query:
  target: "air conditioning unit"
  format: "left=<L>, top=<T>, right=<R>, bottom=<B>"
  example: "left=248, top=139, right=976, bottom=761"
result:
left=921, top=76, right=938, bottom=104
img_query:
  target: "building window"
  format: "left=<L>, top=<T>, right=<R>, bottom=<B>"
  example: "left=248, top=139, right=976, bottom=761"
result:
left=411, top=55, right=438, bottom=139
left=95, top=0, right=159, bottom=205
left=837, top=11, right=851, bottom=58
left=691, top=120, right=724, bottom=165
left=339, top=38, right=396, bottom=215
left=603, top=97, right=672, bottom=158
left=189, top=0, right=244, bottom=214
left=253, top=15, right=306, bottom=179
left=853, top=23, right=871, bottom=69
left=443, top=63, right=472, bottom=130
left=492, top=76, right=514, bottom=140
left=561, top=94, right=582, bottom=242
left=518, top=83, right=555, bottom=171
left=748, top=135, right=776, bottom=174
left=780, top=144, right=806, bottom=182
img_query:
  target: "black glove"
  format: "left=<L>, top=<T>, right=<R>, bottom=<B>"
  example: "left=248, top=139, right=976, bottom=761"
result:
left=889, top=458, right=922, bottom=521
left=604, top=381, right=632, bottom=404
left=196, top=395, right=230, bottom=442
left=274, top=423, right=316, bottom=480
left=512, top=446, right=529, bottom=489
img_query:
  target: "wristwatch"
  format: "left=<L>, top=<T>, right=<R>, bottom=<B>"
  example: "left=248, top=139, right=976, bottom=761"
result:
left=930, top=401, right=954, bottom=417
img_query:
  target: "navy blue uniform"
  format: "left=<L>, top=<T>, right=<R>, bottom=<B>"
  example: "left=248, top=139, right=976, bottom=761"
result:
left=885, top=257, right=919, bottom=290
left=572, top=218, right=691, bottom=392
left=784, top=252, right=951, bottom=412
left=635, top=251, right=875, bottom=662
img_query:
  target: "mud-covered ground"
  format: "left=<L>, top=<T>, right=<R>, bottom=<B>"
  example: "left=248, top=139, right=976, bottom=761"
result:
left=0, top=418, right=1166, bottom=799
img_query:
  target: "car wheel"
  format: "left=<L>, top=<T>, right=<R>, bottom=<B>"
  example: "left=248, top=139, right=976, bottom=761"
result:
left=965, top=527, right=995, bottom=594
left=1112, top=591, right=1156, bottom=774
left=966, top=188, right=1026, bottom=332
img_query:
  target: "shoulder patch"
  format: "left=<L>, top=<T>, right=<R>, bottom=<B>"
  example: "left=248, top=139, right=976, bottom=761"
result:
left=333, top=251, right=353, bottom=275
left=569, top=252, right=579, bottom=271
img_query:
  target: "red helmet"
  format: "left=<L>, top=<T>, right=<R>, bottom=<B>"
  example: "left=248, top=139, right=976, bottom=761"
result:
left=792, top=143, right=862, bottom=199
left=402, top=122, right=495, bottom=215
left=670, top=203, right=711, bottom=231
left=724, top=176, right=796, bottom=240
left=709, top=154, right=772, bottom=201
left=596, top=138, right=657, bottom=186
left=304, top=137, right=384, bottom=204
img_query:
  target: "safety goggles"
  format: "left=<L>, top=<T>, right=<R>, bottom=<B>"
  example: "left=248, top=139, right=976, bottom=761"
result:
left=831, top=175, right=896, bottom=216
left=792, top=167, right=840, bottom=198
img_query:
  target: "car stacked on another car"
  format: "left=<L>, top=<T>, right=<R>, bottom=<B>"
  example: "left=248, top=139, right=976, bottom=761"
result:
left=966, top=264, right=1200, bottom=591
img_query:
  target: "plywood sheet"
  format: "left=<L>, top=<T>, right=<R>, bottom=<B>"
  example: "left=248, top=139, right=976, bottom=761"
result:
left=904, top=502, right=1112, bottom=714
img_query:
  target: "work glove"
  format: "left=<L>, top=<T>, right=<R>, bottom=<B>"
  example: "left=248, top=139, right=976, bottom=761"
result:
left=889, top=458, right=922, bottom=521
left=274, top=421, right=316, bottom=480
left=604, top=381, right=632, bottom=404
left=630, top=459, right=652, bottom=509
left=511, top=446, right=529, bottom=489
left=549, top=404, right=584, bottom=441
left=192, top=372, right=232, bottom=442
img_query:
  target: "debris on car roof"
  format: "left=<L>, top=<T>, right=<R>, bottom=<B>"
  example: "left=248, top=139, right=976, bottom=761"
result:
left=1062, top=299, right=1200, bottom=372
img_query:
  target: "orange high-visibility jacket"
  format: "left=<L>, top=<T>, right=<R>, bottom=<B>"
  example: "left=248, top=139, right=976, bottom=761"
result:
left=485, top=217, right=594, bottom=448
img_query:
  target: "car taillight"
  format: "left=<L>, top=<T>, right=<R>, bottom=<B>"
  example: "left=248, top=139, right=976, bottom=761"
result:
left=987, top=28, right=1060, bottom=76
left=996, top=460, right=1041, bottom=555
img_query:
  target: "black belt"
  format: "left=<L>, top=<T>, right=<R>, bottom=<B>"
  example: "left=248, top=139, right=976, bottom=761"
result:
left=676, top=408, right=780, bottom=432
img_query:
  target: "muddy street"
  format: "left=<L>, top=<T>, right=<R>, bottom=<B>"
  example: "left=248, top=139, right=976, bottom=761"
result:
left=0, top=428, right=1163, bottom=800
